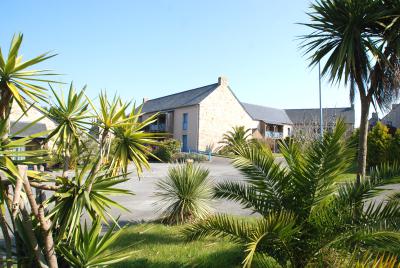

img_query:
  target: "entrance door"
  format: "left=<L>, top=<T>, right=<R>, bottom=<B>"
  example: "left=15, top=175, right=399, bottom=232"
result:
left=182, top=135, right=188, bottom=152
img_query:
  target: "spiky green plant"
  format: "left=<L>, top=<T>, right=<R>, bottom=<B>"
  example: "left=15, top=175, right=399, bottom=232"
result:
left=154, top=163, right=214, bottom=224
left=57, top=220, right=134, bottom=268
left=0, top=33, right=57, bottom=123
left=109, top=103, right=159, bottom=175
left=88, top=91, right=131, bottom=164
left=184, top=120, right=400, bottom=267
left=46, top=83, right=92, bottom=175
left=47, top=158, right=133, bottom=240
left=218, top=126, right=252, bottom=155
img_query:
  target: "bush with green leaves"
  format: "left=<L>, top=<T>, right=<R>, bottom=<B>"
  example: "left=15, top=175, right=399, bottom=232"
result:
left=152, top=139, right=181, bottom=162
left=171, top=152, right=208, bottom=162
left=184, top=120, right=400, bottom=267
left=367, top=122, right=392, bottom=167
left=154, top=163, right=213, bottom=224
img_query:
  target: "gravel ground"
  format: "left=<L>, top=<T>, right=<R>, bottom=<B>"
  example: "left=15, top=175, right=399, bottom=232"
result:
left=109, top=156, right=254, bottom=223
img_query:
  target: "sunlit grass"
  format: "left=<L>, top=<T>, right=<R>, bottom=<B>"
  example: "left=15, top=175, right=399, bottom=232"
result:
left=109, top=222, right=243, bottom=268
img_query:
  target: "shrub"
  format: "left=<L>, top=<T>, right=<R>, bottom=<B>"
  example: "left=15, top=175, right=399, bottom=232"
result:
left=172, top=152, right=208, bottom=162
left=152, top=139, right=181, bottom=162
left=154, top=163, right=213, bottom=224
left=367, top=122, right=391, bottom=167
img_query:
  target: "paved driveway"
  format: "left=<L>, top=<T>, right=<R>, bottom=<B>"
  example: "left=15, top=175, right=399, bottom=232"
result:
left=110, top=157, right=253, bottom=223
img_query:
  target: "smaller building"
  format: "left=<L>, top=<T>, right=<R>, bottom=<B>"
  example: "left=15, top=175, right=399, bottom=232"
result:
left=381, top=103, right=400, bottom=129
left=9, top=102, right=58, bottom=156
left=242, top=103, right=293, bottom=140
left=285, top=106, right=355, bottom=137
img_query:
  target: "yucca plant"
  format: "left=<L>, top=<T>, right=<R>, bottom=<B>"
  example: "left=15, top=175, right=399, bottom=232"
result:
left=154, top=163, right=214, bottom=224
left=47, top=158, right=133, bottom=240
left=109, top=103, right=159, bottom=175
left=88, top=91, right=131, bottom=164
left=184, top=120, right=400, bottom=267
left=57, top=220, right=134, bottom=268
left=46, top=83, right=93, bottom=175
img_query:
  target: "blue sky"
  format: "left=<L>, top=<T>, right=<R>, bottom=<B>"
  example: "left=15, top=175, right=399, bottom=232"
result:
left=3, top=0, right=365, bottom=124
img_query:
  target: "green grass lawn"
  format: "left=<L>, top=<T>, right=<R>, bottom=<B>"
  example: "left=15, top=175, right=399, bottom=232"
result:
left=110, top=223, right=243, bottom=268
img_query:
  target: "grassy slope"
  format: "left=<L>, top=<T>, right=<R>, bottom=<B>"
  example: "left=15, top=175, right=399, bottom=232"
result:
left=110, top=223, right=243, bottom=268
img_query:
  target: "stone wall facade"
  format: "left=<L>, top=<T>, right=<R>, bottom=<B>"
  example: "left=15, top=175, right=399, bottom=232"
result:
left=198, top=82, right=257, bottom=151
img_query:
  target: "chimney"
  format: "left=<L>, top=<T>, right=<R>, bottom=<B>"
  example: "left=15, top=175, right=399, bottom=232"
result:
left=143, top=97, right=149, bottom=103
left=218, top=76, right=228, bottom=86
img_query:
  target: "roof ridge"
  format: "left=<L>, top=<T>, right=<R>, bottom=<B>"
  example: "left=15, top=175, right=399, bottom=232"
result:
left=285, top=107, right=352, bottom=111
left=242, top=102, right=285, bottom=111
left=145, top=83, right=218, bottom=103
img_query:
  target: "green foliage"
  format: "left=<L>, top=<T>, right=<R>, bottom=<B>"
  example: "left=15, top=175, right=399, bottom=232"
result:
left=367, top=122, right=392, bottom=167
left=390, top=129, right=400, bottom=163
left=47, top=159, right=133, bottom=240
left=351, top=124, right=400, bottom=169
left=154, top=163, right=213, bottom=224
left=46, top=83, right=92, bottom=155
left=152, top=139, right=181, bottom=162
left=171, top=152, right=208, bottom=163
left=218, top=126, right=252, bottom=155
left=184, top=120, right=400, bottom=267
left=0, top=33, right=160, bottom=268
left=109, top=104, right=160, bottom=175
left=0, top=33, right=57, bottom=116
left=57, top=220, right=133, bottom=267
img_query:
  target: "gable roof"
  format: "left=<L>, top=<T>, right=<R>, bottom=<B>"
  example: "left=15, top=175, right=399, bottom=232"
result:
left=242, top=103, right=293, bottom=125
left=285, top=107, right=355, bottom=125
left=10, top=121, right=48, bottom=138
left=142, top=83, right=219, bottom=113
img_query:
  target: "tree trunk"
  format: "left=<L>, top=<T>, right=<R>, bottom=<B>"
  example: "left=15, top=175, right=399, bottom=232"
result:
left=21, top=167, right=58, bottom=268
left=0, top=204, right=13, bottom=268
left=357, top=97, right=370, bottom=183
left=62, top=149, right=70, bottom=178
left=38, top=205, right=58, bottom=268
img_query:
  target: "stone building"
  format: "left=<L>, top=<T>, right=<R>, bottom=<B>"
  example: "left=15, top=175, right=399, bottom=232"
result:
left=381, top=103, right=400, bottom=129
left=140, top=77, right=293, bottom=152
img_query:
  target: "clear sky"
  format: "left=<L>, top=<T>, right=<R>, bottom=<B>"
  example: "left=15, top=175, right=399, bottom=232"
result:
left=3, top=0, right=368, bottom=125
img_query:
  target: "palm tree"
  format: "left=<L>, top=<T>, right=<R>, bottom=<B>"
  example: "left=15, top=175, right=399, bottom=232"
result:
left=0, top=33, right=57, bottom=140
left=218, top=126, right=252, bottom=155
left=300, top=0, right=400, bottom=181
left=184, top=120, right=400, bottom=267
left=154, top=163, right=213, bottom=224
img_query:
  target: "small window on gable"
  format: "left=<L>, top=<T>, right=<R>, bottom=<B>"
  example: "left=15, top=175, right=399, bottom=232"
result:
left=183, top=113, right=188, bottom=130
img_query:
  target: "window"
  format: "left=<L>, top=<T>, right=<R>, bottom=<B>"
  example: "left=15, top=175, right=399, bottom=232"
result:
left=12, top=146, right=26, bottom=161
left=183, top=113, right=188, bottom=130
left=287, top=127, right=291, bottom=136
left=182, top=135, right=188, bottom=152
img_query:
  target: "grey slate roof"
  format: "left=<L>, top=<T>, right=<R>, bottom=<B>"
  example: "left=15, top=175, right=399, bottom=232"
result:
left=142, top=83, right=219, bottom=113
left=242, top=103, right=293, bottom=125
left=10, top=121, right=48, bottom=138
left=285, top=107, right=355, bottom=125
